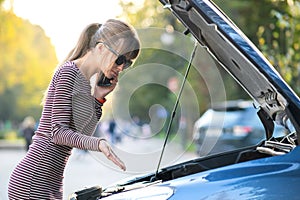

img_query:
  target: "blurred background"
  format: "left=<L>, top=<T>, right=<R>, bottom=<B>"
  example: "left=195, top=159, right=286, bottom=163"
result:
left=0, top=0, right=299, bottom=143
left=1, top=0, right=300, bottom=199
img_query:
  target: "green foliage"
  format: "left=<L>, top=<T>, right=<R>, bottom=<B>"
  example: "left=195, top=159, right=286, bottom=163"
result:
left=0, top=9, right=58, bottom=122
left=118, top=0, right=183, bottom=31
left=213, top=0, right=281, bottom=45
left=117, top=0, right=300, bottom=143
left=115, top=48, right=185, bottom=121
left=118, top=1, right=250, bottom=119
left=213, top=0, right=300, bottom=94
left=256, top=1, right=300, bottom=94
left=119, top=0, right=300, bottom=100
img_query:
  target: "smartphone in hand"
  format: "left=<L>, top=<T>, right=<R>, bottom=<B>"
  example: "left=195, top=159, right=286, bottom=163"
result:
left=97, top=72, right=113, bottom=87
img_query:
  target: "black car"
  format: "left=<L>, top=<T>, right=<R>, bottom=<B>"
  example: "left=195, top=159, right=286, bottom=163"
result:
left=70, top=0, right=300, bottom=199
left=193, top=100, right=286, bottom=155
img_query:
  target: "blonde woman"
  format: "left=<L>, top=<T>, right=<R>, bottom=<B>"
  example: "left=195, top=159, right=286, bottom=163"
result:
left=8, top=19, right=140, bottom=200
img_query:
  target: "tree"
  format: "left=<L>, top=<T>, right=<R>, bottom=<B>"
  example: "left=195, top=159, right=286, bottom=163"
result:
left=117, top=1, right=249, bottom=115
left=256, top=0, right=300, bottom=94
left=118, top=1, right=183, bottom=31
left=214, top=0, right=300, bottom=95
left=116, top=1, right=248, bottom=141
left=0, top=5, right=58, bottom=122
left=117, top=1, right=300, bottom=144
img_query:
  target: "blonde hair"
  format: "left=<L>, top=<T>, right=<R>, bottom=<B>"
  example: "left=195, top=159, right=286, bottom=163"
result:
left=42, top=19, right=140, bottom=105
left=93, top=19, right=140, bottom=59
left=64, top=19, right=140, bottom=62
left=63, top=22, right=101, bottom=63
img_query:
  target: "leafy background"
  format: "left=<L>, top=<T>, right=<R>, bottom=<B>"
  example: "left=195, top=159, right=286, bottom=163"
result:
left=0, top=0, right=299, bottom=142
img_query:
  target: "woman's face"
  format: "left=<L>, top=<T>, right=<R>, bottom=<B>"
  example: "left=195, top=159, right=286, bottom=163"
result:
left=98, top=42, right=132, bottom=79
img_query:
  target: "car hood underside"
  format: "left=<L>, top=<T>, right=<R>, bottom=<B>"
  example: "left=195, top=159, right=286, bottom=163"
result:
left=159, top=0, right=300, bottom=141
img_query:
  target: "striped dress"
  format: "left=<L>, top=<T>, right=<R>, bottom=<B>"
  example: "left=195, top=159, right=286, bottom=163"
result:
left=8, top=61, right=104, bottom=200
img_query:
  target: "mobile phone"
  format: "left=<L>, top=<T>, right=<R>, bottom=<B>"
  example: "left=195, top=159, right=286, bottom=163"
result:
left=97, top=72, right=113, bottom=87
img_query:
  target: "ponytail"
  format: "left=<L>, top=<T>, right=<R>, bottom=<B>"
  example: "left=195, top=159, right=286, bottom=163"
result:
left=62, top=23, right=101, bottom=63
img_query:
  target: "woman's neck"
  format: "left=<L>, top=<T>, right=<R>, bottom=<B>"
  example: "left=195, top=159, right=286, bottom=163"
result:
left=74, top=55, right=96, bottom=81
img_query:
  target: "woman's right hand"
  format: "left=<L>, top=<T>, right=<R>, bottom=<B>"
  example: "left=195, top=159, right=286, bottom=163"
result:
left=93, top=73, right=118, bottom=100
left=98, top=139, right=126, bottom=171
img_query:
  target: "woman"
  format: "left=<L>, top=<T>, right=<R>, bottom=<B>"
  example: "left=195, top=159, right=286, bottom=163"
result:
left=20, top=116, right=36, bottom=151
left=8, top=19, right=140, bottom=200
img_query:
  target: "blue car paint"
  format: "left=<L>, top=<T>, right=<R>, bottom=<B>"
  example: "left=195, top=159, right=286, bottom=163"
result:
left=162, top=147, right=300, bottom=199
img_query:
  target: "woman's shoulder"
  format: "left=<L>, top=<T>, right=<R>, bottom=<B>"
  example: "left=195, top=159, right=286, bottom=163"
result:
left=54, top=61, right=91, bottom=92
left=58, top=61, right=79, bottom=73
left=55, top=61, right=80, bottom=78
left=51, top=61, right=80, bottom=85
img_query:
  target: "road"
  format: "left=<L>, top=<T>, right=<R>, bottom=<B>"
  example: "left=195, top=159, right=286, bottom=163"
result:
left=0, top=137, right=197, bottom=200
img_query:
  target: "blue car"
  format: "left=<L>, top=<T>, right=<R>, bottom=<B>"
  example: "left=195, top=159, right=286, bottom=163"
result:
left=70, top=0, right=300, bottom=199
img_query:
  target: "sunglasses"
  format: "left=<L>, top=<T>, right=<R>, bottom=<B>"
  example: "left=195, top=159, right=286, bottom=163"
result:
left=96, top=41, right=133, bottom=69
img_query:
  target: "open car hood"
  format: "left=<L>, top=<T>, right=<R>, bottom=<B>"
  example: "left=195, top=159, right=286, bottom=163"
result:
left=160, top=0, right=300, bottom=141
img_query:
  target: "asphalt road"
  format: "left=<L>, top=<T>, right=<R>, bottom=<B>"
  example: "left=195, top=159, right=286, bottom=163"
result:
left=0, top=137, right=197, bottom=200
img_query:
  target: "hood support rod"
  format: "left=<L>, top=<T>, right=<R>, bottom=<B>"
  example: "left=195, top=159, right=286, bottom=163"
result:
left=153, top=41, right=198, bottom=180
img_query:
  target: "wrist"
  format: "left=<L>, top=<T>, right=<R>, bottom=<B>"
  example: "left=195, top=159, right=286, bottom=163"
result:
left=96, top=97, right=106, bottom=104
left=98, top=138, right=107, bottom=152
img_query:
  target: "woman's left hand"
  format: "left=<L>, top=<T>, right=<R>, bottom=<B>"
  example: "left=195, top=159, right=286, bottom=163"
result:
left=98, top=139, right=126, bottom=171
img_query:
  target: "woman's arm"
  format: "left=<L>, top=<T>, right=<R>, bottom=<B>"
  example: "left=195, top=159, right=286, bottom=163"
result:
left=50, top=67, right=102, bottom=151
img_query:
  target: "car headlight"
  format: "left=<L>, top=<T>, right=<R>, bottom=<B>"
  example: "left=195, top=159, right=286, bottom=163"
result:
left=102, top=186, right=174, bottom=200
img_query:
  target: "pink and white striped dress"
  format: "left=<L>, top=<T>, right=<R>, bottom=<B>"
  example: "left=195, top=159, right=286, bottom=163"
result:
left=8, top=61, right=104, bottom=199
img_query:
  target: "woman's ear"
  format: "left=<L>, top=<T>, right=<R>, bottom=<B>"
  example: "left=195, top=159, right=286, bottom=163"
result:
left=93, top=43, right=104, bottom=55
left=96, top=42, right=102, bottom=50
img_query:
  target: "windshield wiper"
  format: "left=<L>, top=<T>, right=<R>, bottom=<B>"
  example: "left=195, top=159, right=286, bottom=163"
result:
left=153, top=41, right=198, bottom=181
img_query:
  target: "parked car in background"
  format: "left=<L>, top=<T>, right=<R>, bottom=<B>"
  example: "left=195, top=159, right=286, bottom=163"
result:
left=70, top=0, right=300, bottom=199
left=194, top=100, right=286, bottom=155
